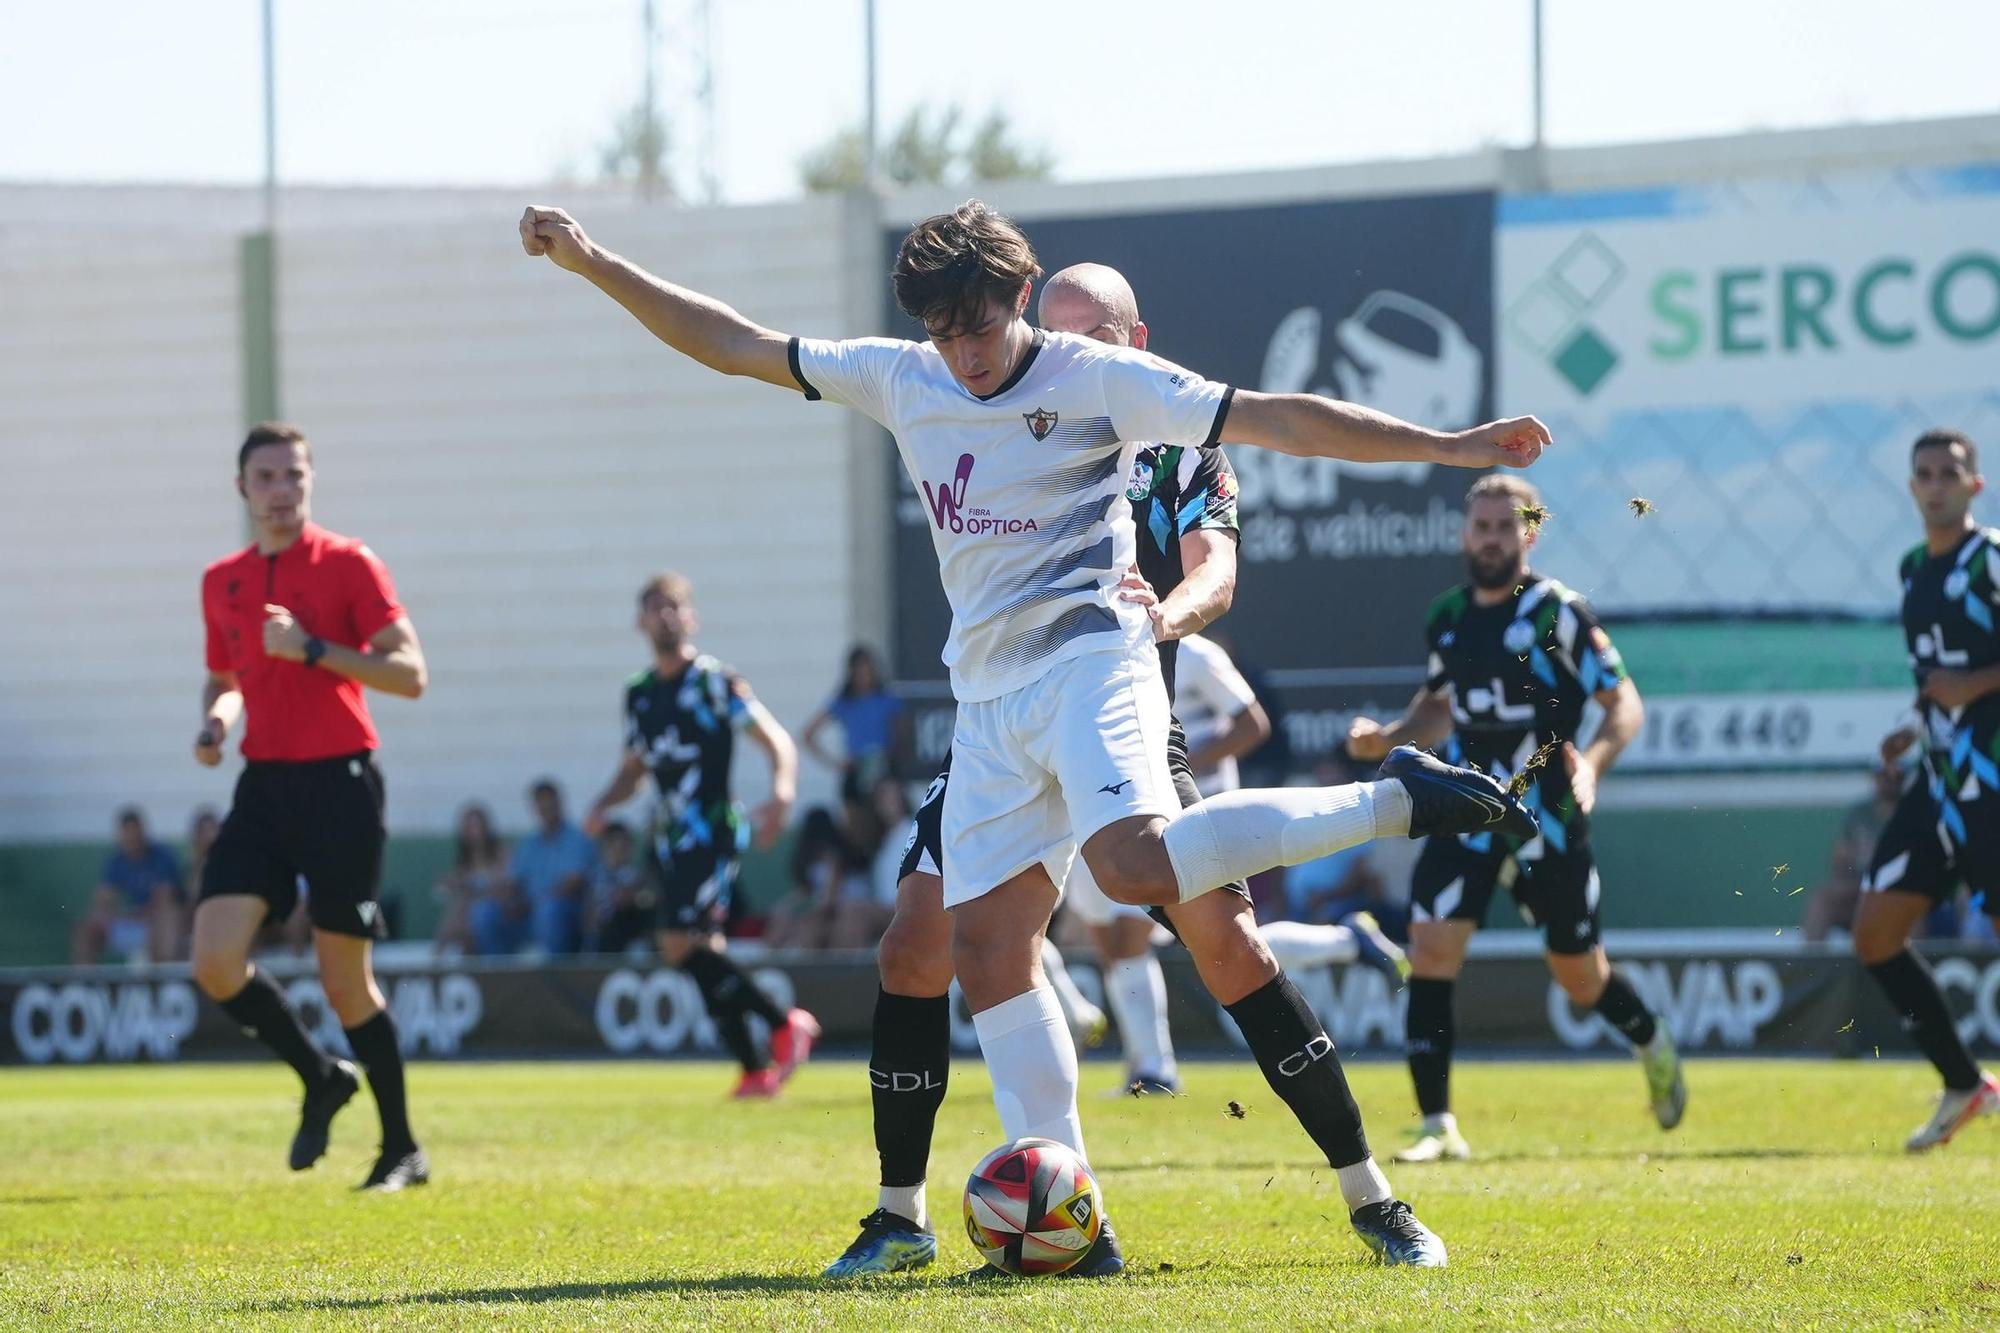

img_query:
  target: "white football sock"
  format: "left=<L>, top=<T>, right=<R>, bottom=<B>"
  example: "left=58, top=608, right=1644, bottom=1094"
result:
left=971, top=986, right=1087, bottom=1160
left=1039, top=938, right=1103, bottom=1039
left=1421, top=1111, right=1458, bottom=1136
left=1260, top=920, right=1360, bottom=972
left=878, top=1182, right=928, bottom=1231
left=1105, top=954, right=1177, bottom=1083
left=1335, top=1156, right=1395, bottom=1211
left=1162, top=781, right=1411, bottom=904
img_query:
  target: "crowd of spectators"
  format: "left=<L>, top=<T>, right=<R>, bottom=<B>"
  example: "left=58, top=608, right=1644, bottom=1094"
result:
left=76, top=641, right=1994, bottom=967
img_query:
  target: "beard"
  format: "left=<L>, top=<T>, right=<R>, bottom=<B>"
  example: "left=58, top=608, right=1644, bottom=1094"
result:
left=1467, top=549, right=1521, bottom=590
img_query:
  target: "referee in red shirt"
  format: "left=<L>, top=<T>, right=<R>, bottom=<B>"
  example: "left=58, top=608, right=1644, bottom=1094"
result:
left=189, top=422, right=430, bottom=1192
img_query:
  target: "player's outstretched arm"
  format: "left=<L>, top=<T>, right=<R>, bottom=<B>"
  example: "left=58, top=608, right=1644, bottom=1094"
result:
left=519, top=205, right=797, bottom=391
left=1346, top=687, right=1455, bottom=761
left=1223, top=390, right=1550, bottom=471
left=740, top=701, right=799, bottom=850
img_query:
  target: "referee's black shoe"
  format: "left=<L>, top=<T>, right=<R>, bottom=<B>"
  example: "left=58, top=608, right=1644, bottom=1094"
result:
left=289, top=1060, right=360, bottom=1171
left=359, top=1145, right=429, bottom=1193
left=1380, top=745, right=1537, bottom=843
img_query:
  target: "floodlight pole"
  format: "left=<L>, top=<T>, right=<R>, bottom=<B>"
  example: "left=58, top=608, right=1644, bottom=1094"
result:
left=261, top=0, right=278, bottom=234
left=1531, top=0, right=1545, bottom=154
left=863, top=0, right=880, bottom=192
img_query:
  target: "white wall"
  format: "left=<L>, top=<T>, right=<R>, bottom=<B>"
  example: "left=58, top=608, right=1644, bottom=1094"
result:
left=0, top=230, right=247, bottom=841
left=279, top=198, right=860, bottom=836
left=0, top=197, right=867, bottom=843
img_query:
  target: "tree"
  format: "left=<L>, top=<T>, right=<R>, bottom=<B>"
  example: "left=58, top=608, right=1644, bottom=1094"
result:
left=597, top=100, right=675, bottom=200
left=799, top=104, right=1053, bottom=193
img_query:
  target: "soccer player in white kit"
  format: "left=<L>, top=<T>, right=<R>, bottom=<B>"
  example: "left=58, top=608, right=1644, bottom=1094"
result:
left=520, top=199, right=1549, bottom=1268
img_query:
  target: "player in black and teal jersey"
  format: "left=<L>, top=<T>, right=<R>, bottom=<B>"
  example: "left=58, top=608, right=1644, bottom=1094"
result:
left=1853, top=429, right=2000, bottom=1152
left=584, top=571, right=819, bottom=1099
left=1348, top=474, right=1683, bottom=1162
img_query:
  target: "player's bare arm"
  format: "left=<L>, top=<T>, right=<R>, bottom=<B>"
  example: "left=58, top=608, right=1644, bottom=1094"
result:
left=1568, top=678, right=1645, bottom=814
left=740, top=700, right=798, bottom=850
left=195, top=669, right=244, bottom=767
left=519, top=206, right=796, bottom=390
left=1186, top=701, right=1272, bottom=775
left=585, top=752, right=648, bottom=836
left=1222, top=390, right=1550, bottom=471
left=1346, top=687, right=1455, bottom=761
left=1919, top=663, right=2000, bottom=711
left=262, top=609, right=428, bottom=699
left=1152, top=528, right=1238, bottom=642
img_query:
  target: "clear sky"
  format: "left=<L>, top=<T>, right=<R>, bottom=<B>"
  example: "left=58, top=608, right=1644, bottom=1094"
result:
left=4, top=0, right=1998, bottom=202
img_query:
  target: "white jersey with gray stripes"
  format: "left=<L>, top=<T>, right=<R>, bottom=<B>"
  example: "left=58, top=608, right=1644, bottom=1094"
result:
left=792, top=329, right=1232, bottom=702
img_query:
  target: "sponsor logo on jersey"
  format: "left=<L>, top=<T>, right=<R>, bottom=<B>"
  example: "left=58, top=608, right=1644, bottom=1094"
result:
left=1125, top=458, right=1154, bottom=501
left=1023, top=407, right=1058, bottom=441
left=1944, top=568, right=1971, bottom=600
left=922, top=453, right=977, bottom=532
left=1502, top=619, right=1536, bottom=655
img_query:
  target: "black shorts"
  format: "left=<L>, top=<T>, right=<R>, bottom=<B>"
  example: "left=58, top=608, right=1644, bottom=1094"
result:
left=894, top=721, right=1254, bottom=929
left=199, top=752, right=386, bottom=938
left=1410, top=828, right=1602, bottom=955
left=1863, top=766, right=2000, bottom=904
left=650, top=835, right=738, bottom=934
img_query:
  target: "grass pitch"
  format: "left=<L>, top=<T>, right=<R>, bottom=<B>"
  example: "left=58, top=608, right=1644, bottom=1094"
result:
left=2, top=1057, right=1996, bottom=1329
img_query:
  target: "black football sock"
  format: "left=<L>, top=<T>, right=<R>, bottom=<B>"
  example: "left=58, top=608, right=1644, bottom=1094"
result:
left=686, top=945, right=788, bottom=1027
left=1593, top=970, right=1659, bottom=1048
left=1868, top=950, right=1981, bottom=1091
left=681, top=948, right=770, bottom=1072
left=343, top=1009, right=416, bottom=1152
left=1225, top=974, right=1371, bottom=1168
left=1405, top=977, right=1455, bottom=1119
left=870, top=989, right=951, bottom=1190
left=216, top=966, right=335, bottom=1092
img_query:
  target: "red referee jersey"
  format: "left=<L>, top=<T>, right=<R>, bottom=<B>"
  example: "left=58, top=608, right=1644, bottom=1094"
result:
left=202, top=522, right=406, bottom=762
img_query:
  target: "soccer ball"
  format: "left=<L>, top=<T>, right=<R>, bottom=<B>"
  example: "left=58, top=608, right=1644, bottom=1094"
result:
left=961, top=1136, right=1103, bottom=1276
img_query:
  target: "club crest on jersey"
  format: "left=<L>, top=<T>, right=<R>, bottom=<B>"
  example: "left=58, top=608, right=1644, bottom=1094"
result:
left=1502, top=619, right=1536, bottom=655
left=1023, top=407, right=1058, bottom=441
left=1944, top=569, right=1971, bottom=600
left=1125, top=458, right=1155, bottom=500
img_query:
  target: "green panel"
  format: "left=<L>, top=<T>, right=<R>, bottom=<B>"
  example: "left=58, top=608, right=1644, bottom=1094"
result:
left=239, top=230, right=280, bottom=424
left=1612, top=620, right=1906, bottom=694
left=1589, top=804, right=1850, bottom=931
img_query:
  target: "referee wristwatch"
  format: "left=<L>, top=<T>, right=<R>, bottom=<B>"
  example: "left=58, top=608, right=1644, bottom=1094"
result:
left=302, top=635, right=328, bottom=669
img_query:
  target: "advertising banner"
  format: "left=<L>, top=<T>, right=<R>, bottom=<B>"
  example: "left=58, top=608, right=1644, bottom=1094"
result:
left=10, top=946, right=1997, bottom=1066
left=888, top=192, right=1498, bottom=768
left=1497, top=163, right=2000, bottom=620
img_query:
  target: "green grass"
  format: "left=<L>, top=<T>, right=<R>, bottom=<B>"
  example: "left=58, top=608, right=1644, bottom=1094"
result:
left=2, top=1059, right=1996, bottom=1329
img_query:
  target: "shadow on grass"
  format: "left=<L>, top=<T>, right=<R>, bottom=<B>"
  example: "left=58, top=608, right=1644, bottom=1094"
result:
left=251, top=1273, right=948, bottom=1312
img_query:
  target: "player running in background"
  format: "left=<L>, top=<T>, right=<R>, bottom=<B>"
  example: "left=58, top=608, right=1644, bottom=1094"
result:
left=522, top=200, right=1547, bottom=1270
left=1348, top=474, right=1683, bottom=1163
left=584, top=572, right=818, bottom=1099
left=189, top=422, right=431, bottom=1191
left=1171, top=631, right=1408, bottom=983
left=1853, top=429, right=2000, bottom=1150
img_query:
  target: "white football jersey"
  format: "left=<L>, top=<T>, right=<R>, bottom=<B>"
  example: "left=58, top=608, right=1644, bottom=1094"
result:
left=1171, top=631, right=1259, bottom=795
left=791, top=330, right=1232, bottom=702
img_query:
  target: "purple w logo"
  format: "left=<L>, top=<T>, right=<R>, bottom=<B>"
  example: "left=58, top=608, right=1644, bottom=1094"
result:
left=921, top=453, right=976, bottom=533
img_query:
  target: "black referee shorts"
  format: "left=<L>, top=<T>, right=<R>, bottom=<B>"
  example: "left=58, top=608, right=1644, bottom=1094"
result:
left=199, top=752, right=387, bottom=939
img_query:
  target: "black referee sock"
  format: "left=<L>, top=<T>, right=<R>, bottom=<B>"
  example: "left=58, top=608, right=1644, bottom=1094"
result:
left=1405, top=978, right=1456, bottom=1119
left=1868, top=950, right=1982, bottom=1091
left=681, top=948, right=771, bottom=1072
left=216, top=966, right=335, bottom=1092
left=1593, top=970, right=1659, bottom=1048
left=344, top=1010, right=417, bottom=1153
left=870, top=989, right=951, bottom=1189
left=1225, top=973, right=1371, bottom=1168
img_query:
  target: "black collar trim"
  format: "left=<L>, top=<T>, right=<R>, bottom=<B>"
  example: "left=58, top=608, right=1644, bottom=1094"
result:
left=975, top=328, right=1045, bottom=401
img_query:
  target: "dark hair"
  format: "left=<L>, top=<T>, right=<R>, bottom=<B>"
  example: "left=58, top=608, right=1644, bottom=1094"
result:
left=891, top=199, right=1041, bottom=335
left=788, top=806, right=855, bottom=883
left=598, top=820, right=631, bottom=844
left=115, top=806, right=144, bottom=828
left=454, top=803, right=500, bottom=869
left=1912, top=428, right=1979, bottom=471
left=637, top=570, right=693, bottom=608
left=238, top=421, right=310, bottom=474
left=529, top=778, right=561, bottom=802
left=839, top=644, right=885, bottom=701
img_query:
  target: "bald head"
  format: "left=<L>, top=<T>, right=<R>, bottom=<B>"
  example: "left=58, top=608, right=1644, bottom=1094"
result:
left=1038, top=262, right=1146, bottom=349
